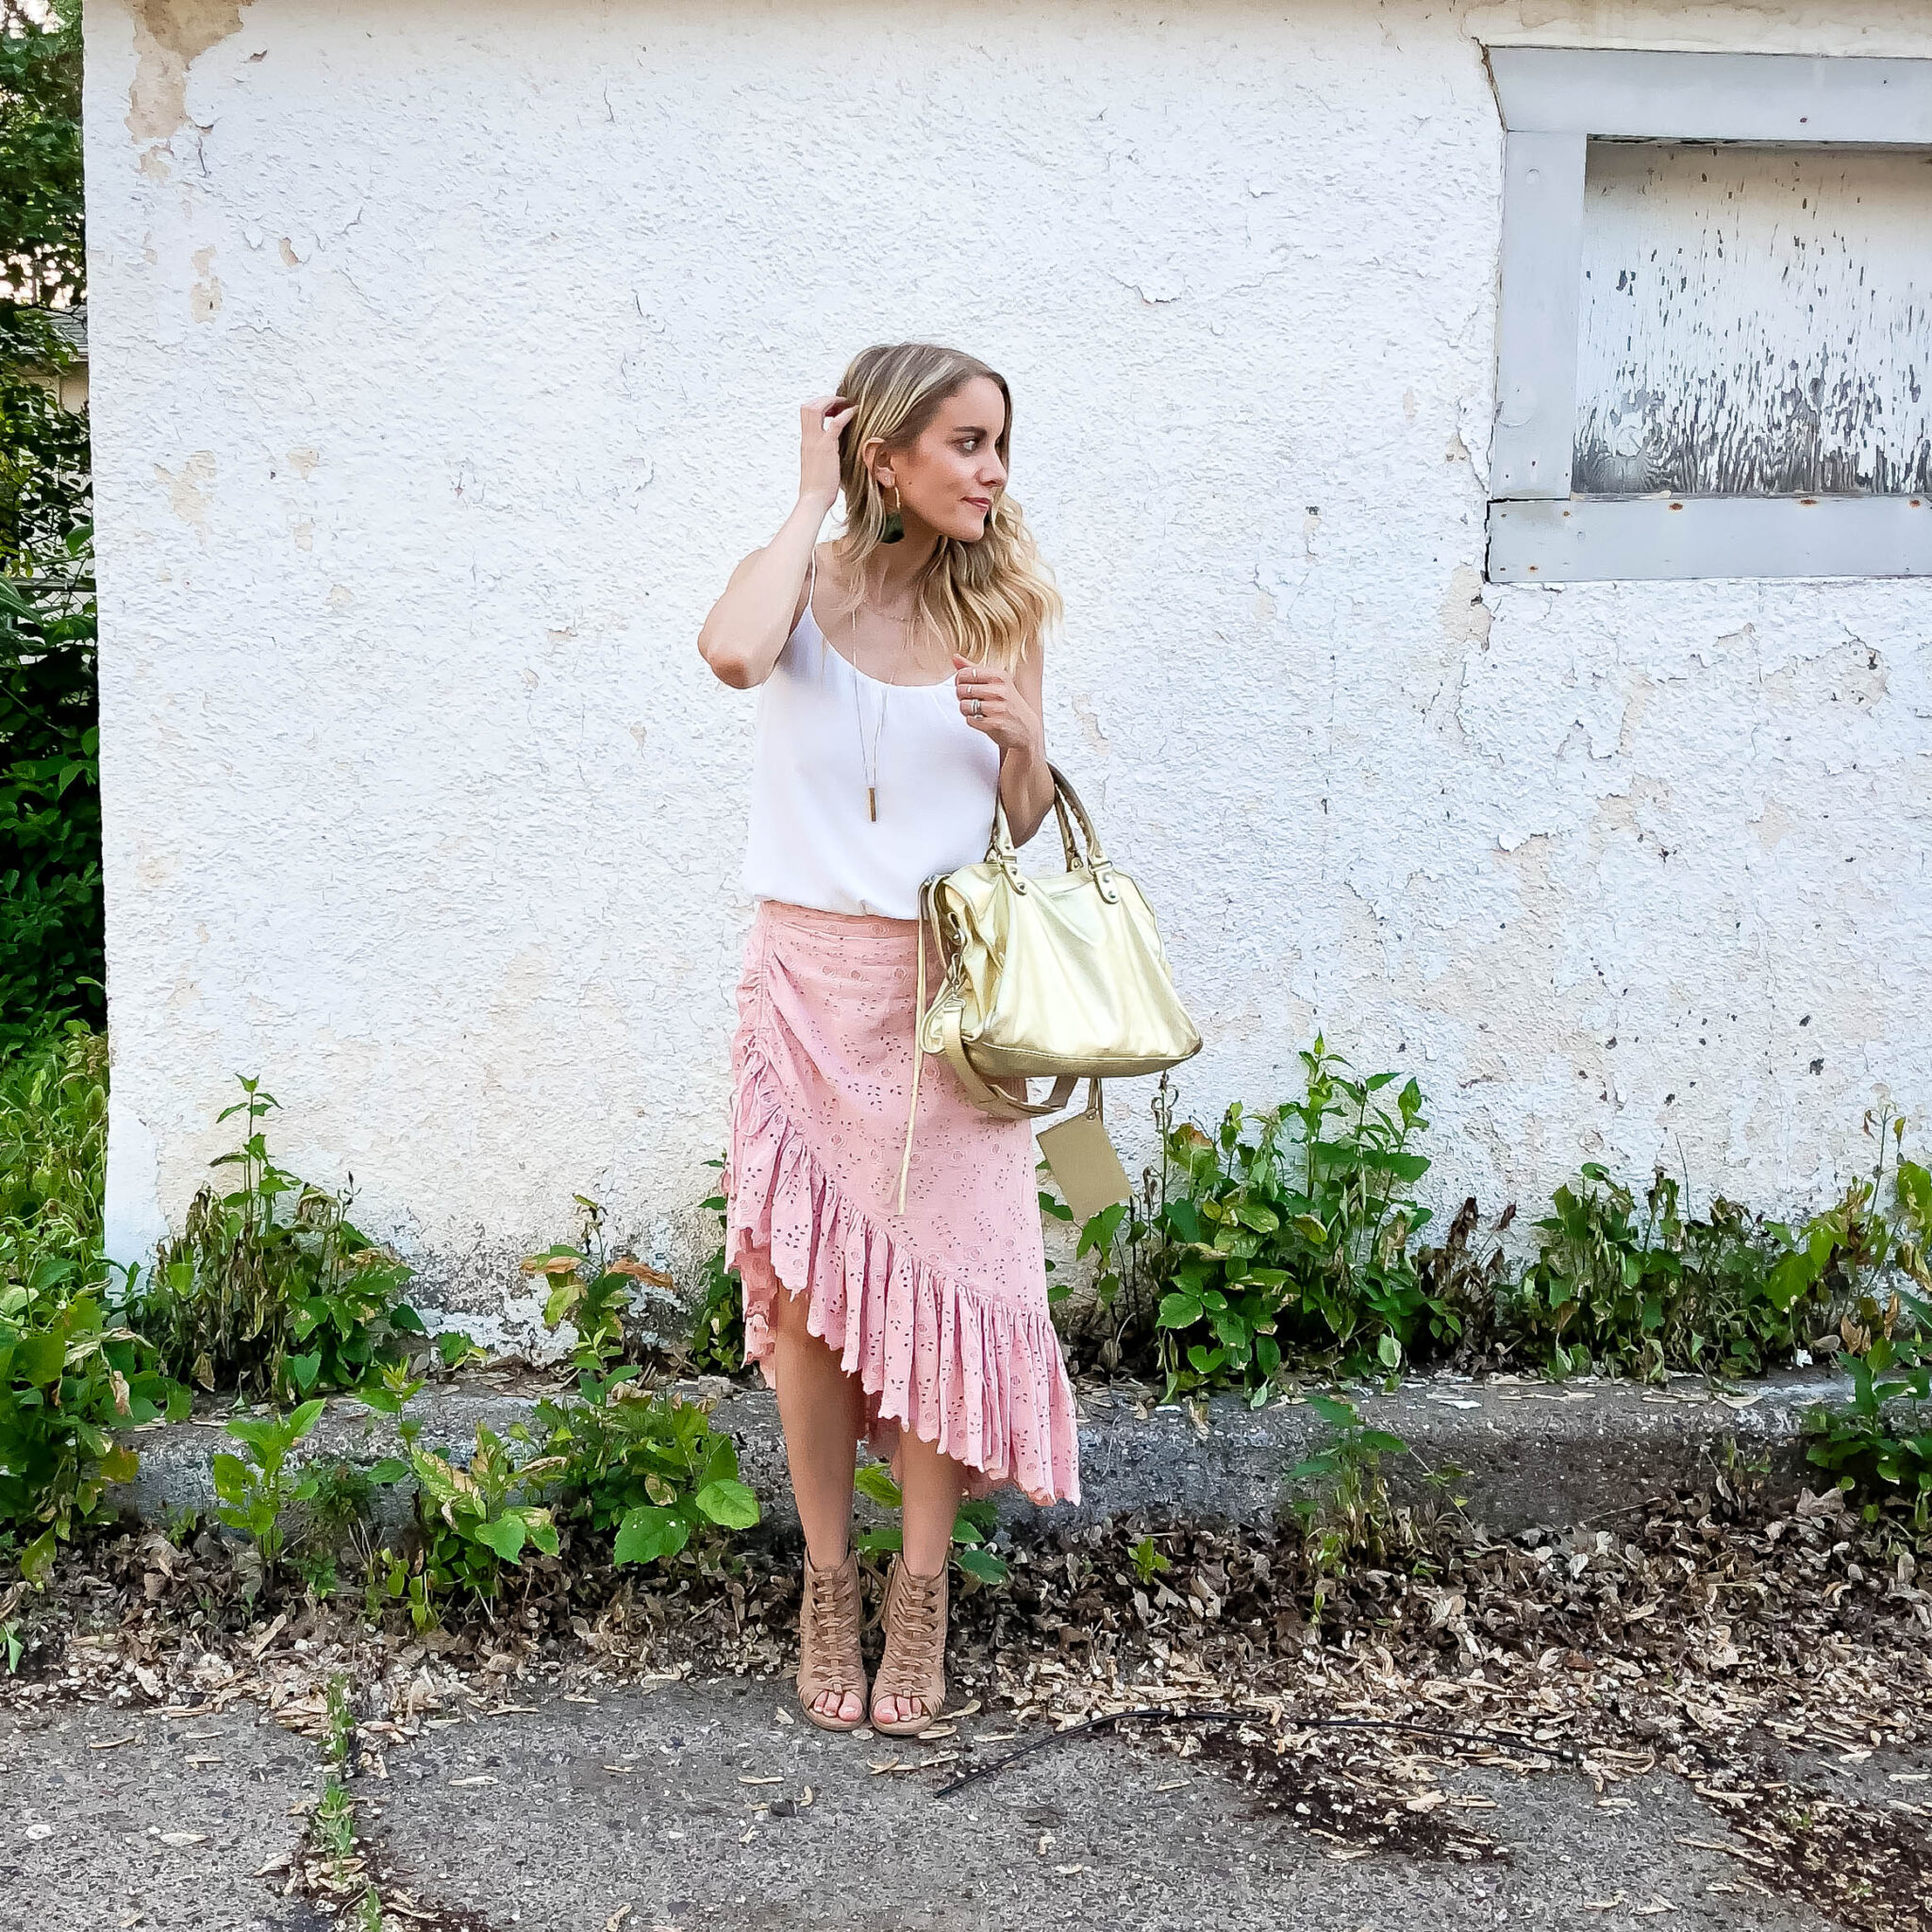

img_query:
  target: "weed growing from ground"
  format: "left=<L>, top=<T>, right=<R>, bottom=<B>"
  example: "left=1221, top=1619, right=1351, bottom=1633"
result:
left=686, top=1159, right=746, bottom=1374
left=408, top=1425, right=563, bottom=1598
left=1806, top=1336, right=1931, bottom=1533
left=1054, top=1042, right=1453, bottom=1398
left=523, top=1193, right=675, bottom=1381
left=1052, top=1060, right=1930, bottom=1407
left=1287, top=1391, right=1432, bottom=1621
left=210, top=1397, right=326, bottom=1585
left=137, top=1077, right=426, bottom=1402
left=527, top=1373, right=758, bottom=1566
left=850, top=1462, right=1009, bottom=1584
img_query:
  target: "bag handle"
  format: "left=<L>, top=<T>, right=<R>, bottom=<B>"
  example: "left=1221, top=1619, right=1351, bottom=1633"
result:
left=988, top=763, right=1112, bottom=874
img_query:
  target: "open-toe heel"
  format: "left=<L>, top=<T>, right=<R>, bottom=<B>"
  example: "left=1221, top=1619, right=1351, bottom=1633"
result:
left=871, top=1556, right=949, bottom=1738
left=797, top=1548, right=867, bottom=1733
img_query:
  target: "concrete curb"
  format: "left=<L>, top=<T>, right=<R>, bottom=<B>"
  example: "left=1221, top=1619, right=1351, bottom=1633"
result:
left=112, top=1366, right=1850, bottom=1541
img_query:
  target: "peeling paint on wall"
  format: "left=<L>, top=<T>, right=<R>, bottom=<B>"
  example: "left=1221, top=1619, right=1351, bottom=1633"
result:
left=1574, top=142, right=1932, bottom=496
left=125, top=0, right=254, bottom=142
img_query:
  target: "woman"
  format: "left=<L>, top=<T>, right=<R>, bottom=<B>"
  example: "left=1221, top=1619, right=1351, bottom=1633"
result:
left=698, top=342, right=1081, bottom=1739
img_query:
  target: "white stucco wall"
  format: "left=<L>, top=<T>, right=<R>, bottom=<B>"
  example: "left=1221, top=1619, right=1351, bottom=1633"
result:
left=84, top=0, right=1932, bottom=1334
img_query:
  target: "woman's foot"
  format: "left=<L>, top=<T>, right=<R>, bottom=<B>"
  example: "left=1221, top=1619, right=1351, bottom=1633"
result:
left=796, top=1548, right=867, bottom=1731
left=871, top=1555, right=949, bottom=1736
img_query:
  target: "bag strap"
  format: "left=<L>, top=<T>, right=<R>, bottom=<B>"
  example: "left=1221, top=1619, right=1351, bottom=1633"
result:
left=931, top=1004, right=1079, bottom=1121
left=895, top=876, right=1077, bottom=1214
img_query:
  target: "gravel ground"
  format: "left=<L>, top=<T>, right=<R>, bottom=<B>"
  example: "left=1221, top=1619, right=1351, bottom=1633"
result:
left=3, top=1463, right=1927, bottom=1931
left=8, top=1675, right=1913, bottom=1932
left=0, top=1699, right=313, bottom=1932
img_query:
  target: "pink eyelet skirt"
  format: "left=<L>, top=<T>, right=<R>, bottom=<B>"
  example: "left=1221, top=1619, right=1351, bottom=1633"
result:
left=724, top=899, right=1081, bottom=1507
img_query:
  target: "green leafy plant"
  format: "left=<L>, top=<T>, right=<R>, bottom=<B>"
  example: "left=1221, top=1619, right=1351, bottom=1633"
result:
left=0, top=4, right=86, bottom=312
left=529, top=1375, right=758, bottom=1567
left=1, top=1275, right=177, bottom=1579
left=0, top=1023, right=103, bottom=1288
left=1502, top=1166, right=1785, bottom=1379
left=210, top=1397, right=326, bottom=1576
left=362, top=1542, right=438, bottom=1632
left=1805, top=1338, right=1931, bottom=1532
left=686, top=1162, right=746, bottom=1374
left=323, top=1673, right=354, bottom=1766
left=1130, top=1534, right=1171, bottom=1586
left=1767, top=1113, right=1931, bottom=1344
left=137, top=1077, right=426, bottom=1402
left=1288, top=1391, right=1420, bottom=1618
left=1147, top=1039, right=1446, bottom=1398
left=524, top=1194, right=674, bottom=1380
left=850, top=1463, right=1008, bottom=1585
left=408, top=1424, right=563, bottom=1599
left=0, top=0, right=96, bottom=1052
left=0, top=562, right=98, bottom=1053
left=1505, top=1114, right=1929, bottom=1382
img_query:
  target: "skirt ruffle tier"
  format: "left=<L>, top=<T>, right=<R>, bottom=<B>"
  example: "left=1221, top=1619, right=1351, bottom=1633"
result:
left=723, top=900, right=1081, bottom=1507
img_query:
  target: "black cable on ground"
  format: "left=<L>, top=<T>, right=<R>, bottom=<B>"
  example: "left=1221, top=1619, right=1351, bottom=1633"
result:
left=934, top=1704, right=1580, bottom=1798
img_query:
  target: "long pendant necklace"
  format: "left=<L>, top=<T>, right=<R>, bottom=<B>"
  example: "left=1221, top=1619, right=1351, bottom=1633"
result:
left=851, top=596, right=912, bottom=824
left=853, top=665, right=887, bottom=823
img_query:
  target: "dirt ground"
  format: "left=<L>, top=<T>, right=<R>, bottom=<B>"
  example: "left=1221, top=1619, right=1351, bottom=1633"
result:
left=9, top=1677, right=1924, bottom=1932
left=4, top=1467, right=1928, bottom=1932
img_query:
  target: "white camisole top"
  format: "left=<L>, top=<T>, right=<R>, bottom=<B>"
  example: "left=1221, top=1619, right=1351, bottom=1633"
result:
left=741, top=567, right=1001, bottom=921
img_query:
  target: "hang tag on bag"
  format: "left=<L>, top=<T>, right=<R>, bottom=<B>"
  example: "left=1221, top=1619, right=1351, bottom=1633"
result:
left=1037, top=1082, right=1132, bottom=1224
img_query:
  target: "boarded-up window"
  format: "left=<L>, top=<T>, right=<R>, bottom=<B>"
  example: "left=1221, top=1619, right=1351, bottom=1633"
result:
left=1574, top=142, right=1932, bottom=499
left=1485, top=46, right=1932, bottom=581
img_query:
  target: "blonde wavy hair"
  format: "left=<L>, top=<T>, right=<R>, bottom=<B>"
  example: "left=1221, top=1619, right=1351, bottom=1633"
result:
left=831, top=342, right=1060, bottom=671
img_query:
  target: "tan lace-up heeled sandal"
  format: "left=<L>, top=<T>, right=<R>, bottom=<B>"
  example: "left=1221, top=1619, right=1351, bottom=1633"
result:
left=796, top=1548, right=868, bottom=1733
left=871, top=1555, right=949, bottom=1738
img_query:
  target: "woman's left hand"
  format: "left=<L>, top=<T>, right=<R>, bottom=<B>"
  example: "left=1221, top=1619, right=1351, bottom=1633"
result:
left=952, top=656, right=1042, bottom=757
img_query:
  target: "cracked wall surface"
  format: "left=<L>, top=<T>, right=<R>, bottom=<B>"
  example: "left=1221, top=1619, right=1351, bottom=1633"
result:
left=82, top=0, right=1932, bottom=1332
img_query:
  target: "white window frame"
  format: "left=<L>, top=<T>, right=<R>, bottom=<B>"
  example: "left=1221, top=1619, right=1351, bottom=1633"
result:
left=1484, top=46, right=1932, bottom=583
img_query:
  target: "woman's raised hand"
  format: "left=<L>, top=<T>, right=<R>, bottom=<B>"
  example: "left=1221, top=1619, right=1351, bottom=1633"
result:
left=799, top=395, right=855, bottom=510
left=953, top=657, right=1043, bottom=758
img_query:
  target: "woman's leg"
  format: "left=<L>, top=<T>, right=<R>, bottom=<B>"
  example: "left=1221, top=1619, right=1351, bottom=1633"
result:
left=769, top=1284, right=866, bottom=1724
left=874, top=1426, right=963, bottom=1726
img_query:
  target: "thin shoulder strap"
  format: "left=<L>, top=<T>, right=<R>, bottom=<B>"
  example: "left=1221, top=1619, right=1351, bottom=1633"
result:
left=803, top=546, right=818, bottom=625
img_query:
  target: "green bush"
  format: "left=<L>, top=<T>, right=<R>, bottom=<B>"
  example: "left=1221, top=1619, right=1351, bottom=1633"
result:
left=0, top=1022, right=103, bottom=1291
left=0, top=2, right=95, bottom=1052
left=0, top=564, right=98, bottom=1053
left=0, top=1277, right=178, bottom=1580
left=0, top=1027, right=181, bottom=1581
left=1805, top=1341, right=1930, bottom=1533
left=527, top=1373, right=758, bottom=1568
left=135, top=1077, right=427, bottom=1401
left=522, top=1193, right=675, bottom=1382
left=1143, top=1038, right=1451, bottom=1397
left=0, top=6, right=86, bottom=313
left=408, top=1424, right=562, bottom=1599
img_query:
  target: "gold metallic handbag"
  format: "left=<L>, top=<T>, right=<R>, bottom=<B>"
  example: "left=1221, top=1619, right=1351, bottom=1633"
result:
left=896, top=765, right=1200, bottom=1210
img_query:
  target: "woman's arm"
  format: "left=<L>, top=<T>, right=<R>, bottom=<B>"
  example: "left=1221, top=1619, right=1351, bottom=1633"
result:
left=697, top=396, right=852, bottom=690
left=954, top=639, right=1055, bottom=847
